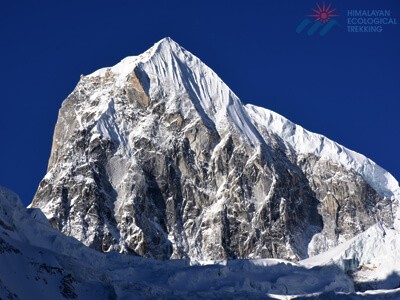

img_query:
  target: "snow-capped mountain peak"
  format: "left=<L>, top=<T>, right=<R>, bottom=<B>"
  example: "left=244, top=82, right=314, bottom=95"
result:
left=32, top=38, right=399, bottom=264
left=87, top=37, right=399, bottom=205
left=88, top=37, right=262, bottom=146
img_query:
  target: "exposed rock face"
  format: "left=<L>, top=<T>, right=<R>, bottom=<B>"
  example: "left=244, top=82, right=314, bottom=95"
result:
left=31, top=38, right=400, bottom=262
left=298, top=154, right=392, bottom=256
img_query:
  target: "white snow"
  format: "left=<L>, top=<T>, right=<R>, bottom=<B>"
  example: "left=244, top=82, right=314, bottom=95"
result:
left=0, top=186, right=362, bottom=299
left=5, top=185, right=400, bottom=298
left=3, top=37, right=400, bottom=298
left=245, top=104, right=400, bottom=202
left=86, top=37, right=399, bottom=209
left=301, top=222, right=400, bottom=290
left=86, top=38, right=262, bottom=147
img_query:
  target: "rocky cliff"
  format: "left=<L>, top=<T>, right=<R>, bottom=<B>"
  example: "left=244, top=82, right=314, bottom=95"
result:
left=31, top=38, right=400, bottom=262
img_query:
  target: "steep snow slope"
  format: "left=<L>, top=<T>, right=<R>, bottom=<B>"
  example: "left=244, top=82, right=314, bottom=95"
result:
left=0, top=187, right=113, bottom=299
left=85, top=37, right=399, bottom=203
left=91, top=38, right=399, bottom=204
left=245, top=105, right=399, bottom=201
left=301, top=222, right=400, bottom=291
left=88, top=37, right=261, bottom=147
left=31, top=37, right=399, bottom=262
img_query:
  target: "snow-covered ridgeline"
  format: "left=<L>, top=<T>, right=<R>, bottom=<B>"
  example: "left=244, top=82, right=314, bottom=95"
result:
left=245, top=104, right=399, bottom=204
left=89, top=37, right=398, bottom=204
left=89, top=37, right=262, bottom=147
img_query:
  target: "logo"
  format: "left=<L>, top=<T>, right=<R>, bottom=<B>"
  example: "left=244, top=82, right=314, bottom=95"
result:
left=296, top=2, right=339, bottom=36
left=347, top=10, right=397, bottom=33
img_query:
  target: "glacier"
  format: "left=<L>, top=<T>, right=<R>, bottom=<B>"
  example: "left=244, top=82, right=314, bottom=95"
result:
left=2, top=185, right=400, bottom=298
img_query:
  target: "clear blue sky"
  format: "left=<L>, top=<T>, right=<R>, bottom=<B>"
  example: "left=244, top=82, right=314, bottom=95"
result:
left=1, top=0, right=399, bottom=206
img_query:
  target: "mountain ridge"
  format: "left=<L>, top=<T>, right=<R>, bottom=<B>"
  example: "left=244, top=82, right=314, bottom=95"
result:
left=1, top=37, right=400, bottom=298
left=90, top=37, right=399, bottom=201
left=31, top=37, right=399, bottom=262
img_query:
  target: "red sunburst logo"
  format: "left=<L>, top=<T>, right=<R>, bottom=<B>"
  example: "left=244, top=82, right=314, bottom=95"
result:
left=308, top=2, right=339, bottom=24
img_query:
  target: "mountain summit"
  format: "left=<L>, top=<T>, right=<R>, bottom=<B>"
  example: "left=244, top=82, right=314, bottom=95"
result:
left=31, top=38, right=399, bottom=262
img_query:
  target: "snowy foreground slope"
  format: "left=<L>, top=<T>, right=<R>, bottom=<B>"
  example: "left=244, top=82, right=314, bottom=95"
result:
left=2, top=186, right=400, bottom=299
left=31, top=37, right=400, bottom=263
left=301, top=223, right=400, bottom=292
